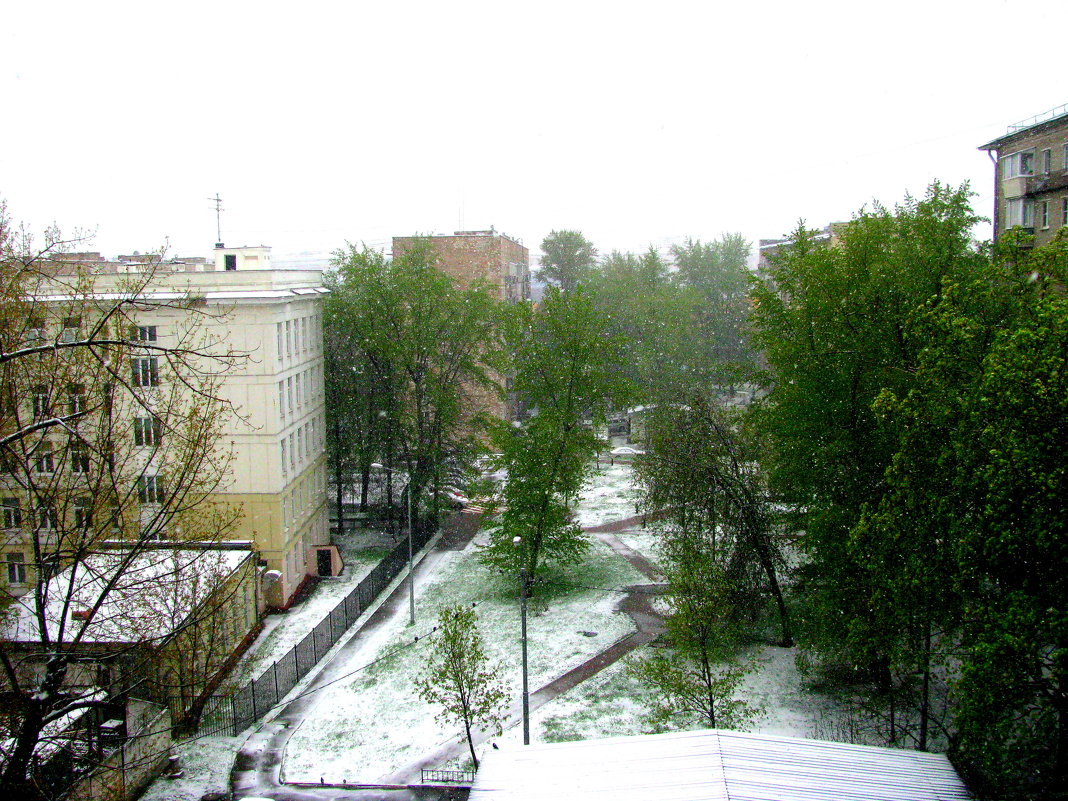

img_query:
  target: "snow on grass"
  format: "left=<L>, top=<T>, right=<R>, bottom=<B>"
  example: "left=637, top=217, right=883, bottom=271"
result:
left=137, top=734, right=243, bottom=801
left=223, top=530, right=392, bottom=687
left=282, top=532, right=646, bottom=783
left=573, top=463, right=640, bottom=528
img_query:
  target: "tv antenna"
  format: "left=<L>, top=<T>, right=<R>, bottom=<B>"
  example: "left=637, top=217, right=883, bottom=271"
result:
left=208, top=193, right=224, bottom=245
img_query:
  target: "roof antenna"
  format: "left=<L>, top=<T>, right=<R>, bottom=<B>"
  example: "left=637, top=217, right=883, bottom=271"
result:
left=209, top=193, right=224, bottom=247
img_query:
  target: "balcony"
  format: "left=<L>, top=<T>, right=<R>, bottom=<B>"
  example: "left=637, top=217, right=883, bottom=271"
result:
left=1025, top=169, right=1068, bottom=196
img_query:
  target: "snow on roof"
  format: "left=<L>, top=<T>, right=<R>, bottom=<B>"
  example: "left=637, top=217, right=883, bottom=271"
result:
left=2, top=549, right=249, bottom=645
left=470, top=728, right=969, bottom=801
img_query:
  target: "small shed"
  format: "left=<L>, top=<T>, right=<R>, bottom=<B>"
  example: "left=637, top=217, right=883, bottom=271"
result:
left=469, top=728, right=970, bottom=801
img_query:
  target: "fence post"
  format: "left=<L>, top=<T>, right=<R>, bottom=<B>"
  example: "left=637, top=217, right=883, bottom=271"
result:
left=251, top=679, right=257, bottom=722
left=231, top=695, right=238, bottom=737
left=273, top=662, right=280, bottom=706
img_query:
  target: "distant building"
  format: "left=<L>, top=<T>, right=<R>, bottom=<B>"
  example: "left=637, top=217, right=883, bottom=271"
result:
left=392, top=230, right=530, bottom=304
left=392, top=230, right=530, bottom=421
left=758, top=223, right=845, bottom=275
left=980, top=102, right=1068, bottom=246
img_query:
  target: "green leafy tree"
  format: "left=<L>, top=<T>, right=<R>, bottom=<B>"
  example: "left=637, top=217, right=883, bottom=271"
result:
left=748, top=183, right=983, bottom=689
left=480, top=286, right=632, bottom=579
left=670, top=233, right=753, bottom=366
left=635, top=397, right=792, bottom=646
left=418, top=604, right=507, bottom=770
left=629, top=525, right=759, bottom=731
left=537, top=230, right=597, bottom=292
left=326, top=240, right=500, bottom=527
left=861, top=232, right=1068, bottom=795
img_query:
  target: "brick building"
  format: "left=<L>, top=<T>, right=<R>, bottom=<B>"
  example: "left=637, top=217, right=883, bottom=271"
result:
left=392, top=231, right=530, bottom=421
left=980, top=102, right=1068, bottom=246
left=392, top=230, right=530, bottom=304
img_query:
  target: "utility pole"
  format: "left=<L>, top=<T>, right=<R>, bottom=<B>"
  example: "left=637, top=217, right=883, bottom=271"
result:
left=208, top=193, right=224, bottom=245
left=514, top=536, right=530, bottom=745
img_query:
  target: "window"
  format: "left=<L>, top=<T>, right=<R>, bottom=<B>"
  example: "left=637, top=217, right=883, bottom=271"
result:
left=1002, top=149, right=1035, bottom=178
left=285, top=320, right=292, bottom=358
left=1041, top=200, right=1050, bottom=229
left=3, top=498, right=21, bottom=529
left=68, top=384, right=85, bottom=416
left=296, top=372, right=302, bottom=408
left=26, top=317, right=46, bottom=344
left=137, top=475, right=165, bottom=504
left=288, top=433, right=295, bottom=469
left=1005, top=198, right=1035, bottom=228
left=131, top=357, right=159, bottom=387
left=6, top=553, right=26, bottom=585
left=60, top=316, right=81, bottom=344
left=279, top=381, right=286, bottom=419
left=102, top=383, right=115, bottom=414
left=281, top=440, right=287, bottom=474
left=287, top=377, right=293, bottom=415
left=69, top=445, right=90, bottom=473
left=1063, top=196, right=1068, bottom=225
left=224, top=254, right=237, bottom=271
left=302, top=318, right=309, bottom=352
left=33, top=385, right=50, bottom=418
left=1064, top=143, right=1068, bottom=170
left=276, top=322, right=283, bottom=361
left=130, top=325, right=157, bottom=343
left=134, top=416, right=162, bottom=447
left=34, top=446, right=54, bottom=474
left=1042, top=149, right=1052, bottom=174
left=74, top=497, right=92, bottom=529
left=37, top=504, right=57, bottom=531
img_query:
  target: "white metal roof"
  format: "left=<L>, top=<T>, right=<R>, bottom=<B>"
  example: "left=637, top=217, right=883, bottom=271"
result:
left=469, top=729, right=970, bottom=801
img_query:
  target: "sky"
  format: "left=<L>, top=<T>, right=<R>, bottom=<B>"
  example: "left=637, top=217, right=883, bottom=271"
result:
left=2, top=0, right=1066, bottom=266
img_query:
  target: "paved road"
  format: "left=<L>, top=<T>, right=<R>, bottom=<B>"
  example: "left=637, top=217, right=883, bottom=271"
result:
left=231, top=510, right=666, bottom=800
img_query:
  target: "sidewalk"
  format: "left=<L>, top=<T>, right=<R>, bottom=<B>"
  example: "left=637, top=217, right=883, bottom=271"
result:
left=230, top=511, right=482, bottom=801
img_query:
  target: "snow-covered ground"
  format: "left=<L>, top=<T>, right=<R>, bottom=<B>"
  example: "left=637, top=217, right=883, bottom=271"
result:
left=140, top=463, right=846, bottom=798
left=281, top=533, right=645, bottom=782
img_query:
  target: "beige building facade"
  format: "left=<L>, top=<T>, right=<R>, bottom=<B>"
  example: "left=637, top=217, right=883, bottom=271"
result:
left=0, top=245, right=328, bottom=609
left=980, top=102, right=1068, bottom=246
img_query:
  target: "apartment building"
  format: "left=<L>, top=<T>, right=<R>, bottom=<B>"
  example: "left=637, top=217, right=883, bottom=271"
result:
left=0, top=245, right=328, bottom=609
left=979, top=102, right=1068, bottom=246
left=392, top=230, right=530, bottom=304
left=392, top=230, right=530, bottom=421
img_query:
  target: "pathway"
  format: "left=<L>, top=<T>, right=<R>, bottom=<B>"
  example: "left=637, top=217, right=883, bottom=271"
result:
left=231, top=508, right=666, bottom=799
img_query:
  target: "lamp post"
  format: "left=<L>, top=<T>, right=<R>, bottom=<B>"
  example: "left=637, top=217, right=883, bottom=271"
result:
left=513, top=535, right=530, bottom=745
left=373, top=462, right=416, bottom=625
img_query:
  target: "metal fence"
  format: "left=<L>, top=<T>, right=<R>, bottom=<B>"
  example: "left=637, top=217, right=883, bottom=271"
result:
left=188, top=518, right=436, bottom=737
left=421, top=768, right=475, bottom=785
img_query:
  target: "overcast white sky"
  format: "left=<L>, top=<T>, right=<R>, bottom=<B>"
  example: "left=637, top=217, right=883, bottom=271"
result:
left=2, top=1, right=1065, bottom=264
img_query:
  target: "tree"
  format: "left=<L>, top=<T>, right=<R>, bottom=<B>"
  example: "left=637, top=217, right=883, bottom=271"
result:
left=325, top=240, right=500, bottom=531
left=628, top=524, right=759, bottom=732
left=417, top=604, right=507, bottom=770
left=536, top=230, right=597, bottom=292
left=860, top=231, right=1068, bottom=795
left=748, top=183, right=983, bottom=685
left=0, top=203, right=243, bottom=798
left=635, top=397, right=792, bottom=646
left=480, top=287, right=632, bottom=579
left=670, top=233, right=753, bottom=367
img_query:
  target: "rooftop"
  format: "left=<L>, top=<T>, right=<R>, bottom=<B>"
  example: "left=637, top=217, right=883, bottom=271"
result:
left=470, top=728, right=969, bottom=801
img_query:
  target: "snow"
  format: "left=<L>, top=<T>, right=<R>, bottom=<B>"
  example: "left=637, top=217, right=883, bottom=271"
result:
left=142, top=462, right=853, bottom=796
left=2, top=548, right=250, bottom=644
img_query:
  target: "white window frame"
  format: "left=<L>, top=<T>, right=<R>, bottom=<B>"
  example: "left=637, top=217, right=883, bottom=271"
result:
left=3, top=498, right=22, bottom=529
left=1041, top=200, right=1050, bottom=229
left=1002, top=149, right=1035, bottom=179
left=131, top=357, right=160, bottom=388
left=1005, top=197, right=1035, bottom=228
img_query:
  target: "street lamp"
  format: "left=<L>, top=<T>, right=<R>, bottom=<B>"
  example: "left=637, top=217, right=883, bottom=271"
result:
left=373, top=463, right=415, bottom=625
left=513, top=535, right=530, bottom=745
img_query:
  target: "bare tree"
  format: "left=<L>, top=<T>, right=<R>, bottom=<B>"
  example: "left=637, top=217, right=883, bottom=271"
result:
left=0, top=202, right=246, bottom=799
